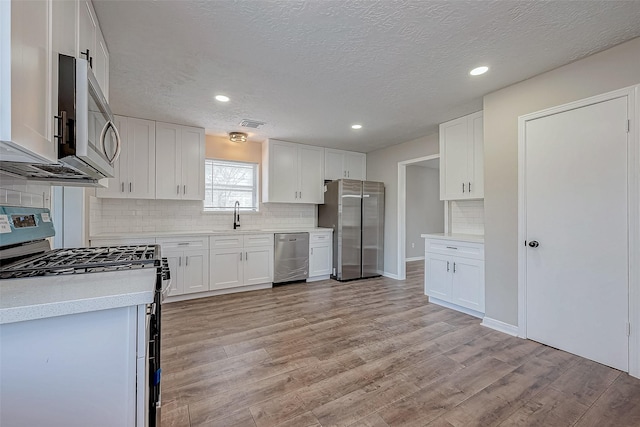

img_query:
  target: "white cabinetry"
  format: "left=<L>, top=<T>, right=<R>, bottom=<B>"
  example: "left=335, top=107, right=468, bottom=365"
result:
left=262, top=139, right=324, bottom=204
left=308, top=231, right=332, bottom=280
left=439, top=111, right=483, bottom=200
left=324, top=149, right=366, bottom=181
left=0, top=0, right=56, bottom=163
left=155, top=122, right=205, bottom=201
left=96, top=116, right=156, bottom=199
left=77, top=0, right=108, bottom=99
left=210, top=234, right=274, bottom=290
left=423, top=237, right=484, bottom=316
left=158, top=237, right=209, bottom=296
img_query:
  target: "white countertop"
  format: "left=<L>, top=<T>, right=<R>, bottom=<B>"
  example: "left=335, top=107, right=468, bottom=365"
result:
left=420, top=233, right=484, bottom=244
left=0, top=269, right=156, bottom=325
left=90, top=227, right=333, bottom=240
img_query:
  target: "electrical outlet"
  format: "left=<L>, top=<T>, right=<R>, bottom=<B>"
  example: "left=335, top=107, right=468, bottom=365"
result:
left=411, top=243, right=415, bottom=248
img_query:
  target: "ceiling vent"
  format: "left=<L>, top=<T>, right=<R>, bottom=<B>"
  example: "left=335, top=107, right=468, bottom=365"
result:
left=239, top=119, right=266, bottom=129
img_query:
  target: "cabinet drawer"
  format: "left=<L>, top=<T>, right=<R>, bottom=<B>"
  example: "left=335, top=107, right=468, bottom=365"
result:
left=425, top=239, right=484, bottom=260
left=310, top=231, right=332, bottom=244
left=157, top=236, right=209, bottom=250
left=243, top=234, right=274, bottom=248
left=210, top=234, right=244, bottom=249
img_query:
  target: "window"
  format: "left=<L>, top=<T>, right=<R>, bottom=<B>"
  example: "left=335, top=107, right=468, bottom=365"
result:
left=204, top=159, right=259, bottom=211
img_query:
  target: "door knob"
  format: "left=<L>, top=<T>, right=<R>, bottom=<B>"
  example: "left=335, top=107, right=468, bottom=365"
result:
left=528, top=241, right=539, bottom=248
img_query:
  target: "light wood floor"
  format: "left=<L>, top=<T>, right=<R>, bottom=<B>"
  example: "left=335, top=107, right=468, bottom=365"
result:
left=161, top=261, right=640, bottom=427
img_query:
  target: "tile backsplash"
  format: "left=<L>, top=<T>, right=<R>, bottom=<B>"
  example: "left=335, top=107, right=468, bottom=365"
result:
left=450, top=200, right=484, bottom=235
left=0, top=177, right=50, bottom=208
left=90, top=197, right=317, bottom=235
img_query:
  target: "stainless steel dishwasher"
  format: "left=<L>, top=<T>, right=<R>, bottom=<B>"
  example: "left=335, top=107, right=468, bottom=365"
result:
left=274, top=232, right=309, bottom=284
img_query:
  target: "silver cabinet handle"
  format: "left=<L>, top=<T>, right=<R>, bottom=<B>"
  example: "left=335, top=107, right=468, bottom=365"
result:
left=447, top=261, right=449, bottom=272
left=184, top=185, right=186, bottom=194
left=462, top=183, right=465, bottom=193
left=54, top=111, right=67, bottom=144
left=343, top=171, right=346, bottom=177
left=311, top=247, right=314, bottom=255
left=129, top=182, right=132, bottom=193
left=177, top=242, right=189, bottom=246
left=347, top=171, right=350, bottom=178
left=185, top=256, right=189, bottom=266
left=121, top=182, right=124, bottom=192
left=446, top=246, right=458, bottom=250
left=177, top=185, right=180, bottom=194
left=240, top=252, right=243, bottom=261
left=453, top=262, right=456, bottom=273
left=246, top=252, right=248, bottom=260
left=178, top=256, right=181, bottom=267
left=468, top=182, right=471, bottom=192
left=299, top=191, right=302, bottom=199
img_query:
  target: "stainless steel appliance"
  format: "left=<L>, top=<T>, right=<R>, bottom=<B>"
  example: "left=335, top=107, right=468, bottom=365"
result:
left=0, top=205, right=166, bottom=427
left=0, top=55, right=120, bottom=185
left=274, top=232, right=309, bottom=283
left=318, top=179, right=384, bottom=281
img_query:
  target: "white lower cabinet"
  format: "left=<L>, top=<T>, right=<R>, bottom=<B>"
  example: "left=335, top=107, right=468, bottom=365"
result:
left=157, top=237, right=209, bottom=296
left=423, top=238, right=484, bottom=315
left=309, top=231, right=332, bottom=280
left=210, top=234, right=274, bottom=291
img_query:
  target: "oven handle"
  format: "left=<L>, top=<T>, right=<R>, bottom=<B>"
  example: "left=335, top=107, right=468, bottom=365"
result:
left=99, top=119, right=122, bottom=165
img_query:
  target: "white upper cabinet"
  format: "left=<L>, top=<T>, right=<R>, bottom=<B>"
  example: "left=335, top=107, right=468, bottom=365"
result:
left=439, top=111, right=484, bottom=200
left=262, top=139, right=324, bottom=204
left=324, top=148, right=366, bottom=181
left=77, top=0, right=108, bottom=99
left=155, top=122, right=205, bottom=201
left=96, top=116, right=156, bottom=199
left=0, top=0, right=56, bottom=163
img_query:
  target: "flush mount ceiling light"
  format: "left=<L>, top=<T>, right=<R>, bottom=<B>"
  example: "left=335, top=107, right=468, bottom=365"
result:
left=351, top=124, right=363, bottom=130
left=469, top=66, right=489, bottom=76
left=215, top=95, right=230, bottom=102
left=229, top=132, right=248, bottom=143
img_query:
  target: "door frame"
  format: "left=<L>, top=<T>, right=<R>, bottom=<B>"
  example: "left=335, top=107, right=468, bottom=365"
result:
left=517, top=85, right=639, bottom=377
left=397, top=154, right=440, bottom=280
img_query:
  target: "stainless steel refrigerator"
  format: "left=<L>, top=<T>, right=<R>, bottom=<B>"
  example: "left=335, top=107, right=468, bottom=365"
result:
left=318, top=179, right=384, bottom=281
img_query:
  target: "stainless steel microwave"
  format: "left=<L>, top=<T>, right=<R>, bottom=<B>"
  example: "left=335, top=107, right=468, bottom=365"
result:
left=0, top=55, right=120, bottom=185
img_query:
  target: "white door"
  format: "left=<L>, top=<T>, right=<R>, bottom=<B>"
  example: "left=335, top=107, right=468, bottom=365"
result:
left=309, top=244, right=331, bottom=277
left=210, top=249, right=243, bottom=290
left=244, top=247, right=273, bottom=285
left=450, top=257, right=484, bottom=312
left=127, top=118, right=156, bottom=199
left=424, top=253, right=452, bottom=301
left=298, top=145, right=324, bottom=203
left=344, top=152, right=366, bottom=180
left=440, top=117, right=468, bottom=200
left=155, top=122, right=182, bottom=200
left=181, top=126, right=205, bottom=201
left=525, top=96, right=629, bottom=371
left=183, top=251, right=208, bottom=294
left=324, top=149, right=344, bottom=180
left=269, top=142, right=298, bottom=202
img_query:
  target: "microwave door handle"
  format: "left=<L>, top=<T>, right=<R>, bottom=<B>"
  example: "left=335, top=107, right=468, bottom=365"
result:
left=100, top=120, right=122, bottom=165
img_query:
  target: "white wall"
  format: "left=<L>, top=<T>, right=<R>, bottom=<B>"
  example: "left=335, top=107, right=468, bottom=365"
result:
left=483, top=36, right=640, bottom=326
left=366, top=133, right=439, bottom=276
left=406, top=165, right=443, bottom=259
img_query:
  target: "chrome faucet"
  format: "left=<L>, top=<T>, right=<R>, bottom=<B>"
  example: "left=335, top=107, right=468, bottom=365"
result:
left=233, top=201, right=241, bottom=229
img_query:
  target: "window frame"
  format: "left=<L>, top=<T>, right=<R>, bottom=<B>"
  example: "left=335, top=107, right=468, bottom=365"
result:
left=203, top=158, right=260, bottom=212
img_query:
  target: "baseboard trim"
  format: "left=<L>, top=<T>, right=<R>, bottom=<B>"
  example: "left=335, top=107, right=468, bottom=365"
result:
left=481, top=316, right=519, bottom=337
left=405, top=256, right=425, bottom=262
left=428, top=297, right=484, bottom=319
left=382, top=271, right=401, bottom=280
left=164, top=283, right=272, bottom=303
left=306, top=275, right=330, bottom=283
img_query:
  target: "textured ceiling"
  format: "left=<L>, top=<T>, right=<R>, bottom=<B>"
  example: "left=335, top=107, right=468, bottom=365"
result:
left=93, top=1, right=640, bottom=153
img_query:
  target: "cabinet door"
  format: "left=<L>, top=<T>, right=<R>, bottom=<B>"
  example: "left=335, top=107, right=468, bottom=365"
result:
left=344, top=152, right=366, bottom=180
left=451, top=257, right=484, bottom=312
left=468, top=111, right=484, bottom=198
left=155, top=122, right=182, bottom=200
left=298, top=145, right=324, bottom=203
left=210, top=248, right=243, bottom=290
left=309, top=244, right=331, bottom=277
left=183, top=250, right=208, bottom=294
left=94, top=30, right=109, bottom=101
left=268, top=142, right=298, bottom=202
left=180, top=126, right=205, bottom=201
left=96, top=115, right=127, bottom=198
left=440, top=117, right=469, bottom=200
left=324, top=149, right=345, bottom=181
left=10, top=0, right=56, bottom=162
left=424, top=253, right=452, bottom=301
left=77, top=1, right=96, bottom=67
left=127, top=118, right=156, bottom=199
left=243, top=247, right=273, bottom=285
left=165, top=252, right=183, bottom=296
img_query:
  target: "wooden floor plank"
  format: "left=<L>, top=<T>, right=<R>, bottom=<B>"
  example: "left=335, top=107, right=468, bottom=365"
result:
left=160, top=261, right=640, bottom=427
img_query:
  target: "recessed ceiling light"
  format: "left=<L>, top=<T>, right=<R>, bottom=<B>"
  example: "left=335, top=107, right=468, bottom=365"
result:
left=351, top=124, right=362, bottom=130
left=215, top=95, right=230, bottom=102
left=469, top=66, right=489, bottom=76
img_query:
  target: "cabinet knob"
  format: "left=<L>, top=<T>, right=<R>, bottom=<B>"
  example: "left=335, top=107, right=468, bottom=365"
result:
left=528, top=241, right=540, bottom=248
